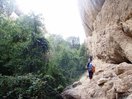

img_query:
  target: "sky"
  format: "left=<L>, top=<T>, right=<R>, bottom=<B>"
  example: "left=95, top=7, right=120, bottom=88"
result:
left=16, top=0, right=86, bottom=43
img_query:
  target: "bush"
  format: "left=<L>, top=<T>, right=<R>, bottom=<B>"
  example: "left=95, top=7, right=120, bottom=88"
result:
left=0, top=74, right=63, bottom=99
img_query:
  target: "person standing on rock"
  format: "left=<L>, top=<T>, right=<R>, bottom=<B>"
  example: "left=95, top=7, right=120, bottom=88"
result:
left=87, top=56, right=95, bottom=79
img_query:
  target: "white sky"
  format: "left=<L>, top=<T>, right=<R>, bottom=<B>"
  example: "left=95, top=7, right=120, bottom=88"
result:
left=16, top=0, right=86, bottom=43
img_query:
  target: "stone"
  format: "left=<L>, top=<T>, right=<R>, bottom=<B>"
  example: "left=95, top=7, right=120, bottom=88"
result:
left=102, top=81, right=114, bottom=91
left=61, top=90, right=81, bottom=99
left=103, top=71, right=114, bottom=78
left=127, top=94, right=132, bottom=99
left=97, top=78, right=108, bottom=86
left=114, top=81, right=128, bottom=93
left=106, top=88, right=116, bottom=99
left=63, top=85, right=73, bottom=91
left=72, top=81, right=82, bottom=88
left=115, top=62, right=132, bottom=76
left=122, top=19, right=132, bottom=37
left=115, top=66, right=125, bottom=75
left=95, top=69, right=104, bottom=75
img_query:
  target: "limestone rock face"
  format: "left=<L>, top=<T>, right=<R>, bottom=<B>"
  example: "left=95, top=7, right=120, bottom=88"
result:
left=80, top=0, right=132, bottom=63
left=62, top=0, right=132, bottom=98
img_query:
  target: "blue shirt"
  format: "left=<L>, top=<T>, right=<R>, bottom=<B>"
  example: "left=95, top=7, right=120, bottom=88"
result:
left=87, top=63, right=92, bottom=71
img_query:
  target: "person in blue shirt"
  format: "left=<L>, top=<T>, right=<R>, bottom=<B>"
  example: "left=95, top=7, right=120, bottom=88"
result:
left=87, top=56, right=94, bottom=79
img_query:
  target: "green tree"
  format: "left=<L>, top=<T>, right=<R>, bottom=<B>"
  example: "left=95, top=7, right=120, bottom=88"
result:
left=0, top=13, right=49, bottom=75
left=47, top=34, right=88, bottom=84
left=0, top=0, right=88, bottom=98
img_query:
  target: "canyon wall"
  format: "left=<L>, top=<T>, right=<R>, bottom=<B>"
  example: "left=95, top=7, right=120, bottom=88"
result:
left=80, top=0, right=132, bottom=63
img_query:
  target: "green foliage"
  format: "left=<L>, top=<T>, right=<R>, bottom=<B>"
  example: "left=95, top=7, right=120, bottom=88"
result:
left=47, top=34, right=88, bottom=84
left=66, top=36, right=80, bottom=49
left=0, top=1, right=88, bottom=98
left=0, top=13, right=49, bottom=75
left=0, top=74, right=63, bottom=99
left=0, top=4, right=64, bottom=98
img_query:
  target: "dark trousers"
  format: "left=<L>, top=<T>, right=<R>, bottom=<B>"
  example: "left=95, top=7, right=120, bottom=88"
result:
left=88, top=70, right=93, bottom=79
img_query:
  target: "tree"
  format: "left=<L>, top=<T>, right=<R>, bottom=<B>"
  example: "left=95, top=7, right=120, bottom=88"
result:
left=0, top=13, right=49, bottom=75
left=0, top=0, right=21, bottom=16
left=47, top=34, right=88, bottom=84
left=66, top=36, right=80, bottom=49
left=0, top=0, right=88, bottom=98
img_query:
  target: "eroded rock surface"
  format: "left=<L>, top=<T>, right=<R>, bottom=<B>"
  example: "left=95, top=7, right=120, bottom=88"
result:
left=62, top=62, right=132, bottom=99
left=80, top=0, right=132, bottom=63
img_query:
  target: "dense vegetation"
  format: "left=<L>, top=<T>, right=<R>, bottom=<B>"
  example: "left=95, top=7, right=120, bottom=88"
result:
left=0, top=0, right=88, bottom=99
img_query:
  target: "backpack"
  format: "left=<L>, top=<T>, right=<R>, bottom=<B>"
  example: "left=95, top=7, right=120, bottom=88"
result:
left=92, top=65, right=95, bottom=73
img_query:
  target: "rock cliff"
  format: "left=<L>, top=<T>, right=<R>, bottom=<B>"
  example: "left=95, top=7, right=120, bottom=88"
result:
left=62, top=0, right=132, bottom=99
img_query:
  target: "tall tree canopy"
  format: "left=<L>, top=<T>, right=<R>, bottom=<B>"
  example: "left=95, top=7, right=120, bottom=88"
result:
left=0, top=0, right=88, bottom=98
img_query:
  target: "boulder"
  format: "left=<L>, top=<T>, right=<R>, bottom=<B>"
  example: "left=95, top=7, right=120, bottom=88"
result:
left=127, top=94, right=132, bottom=99
left=97, top=78, right=108, bottom=86
left=115, top=66, right=125, bottom=75
left=115, top=62, right=132, bottom=75
left=61, top=90, right=81, bottom=99
left=72, top=81, right=82, bottom=88
left=103, top=71, right=115, bottom=78
left=102, top=81, right=113, bottom=92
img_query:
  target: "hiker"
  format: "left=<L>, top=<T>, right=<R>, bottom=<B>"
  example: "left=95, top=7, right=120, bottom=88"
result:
left=87, top=56, right=95, bottom=79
